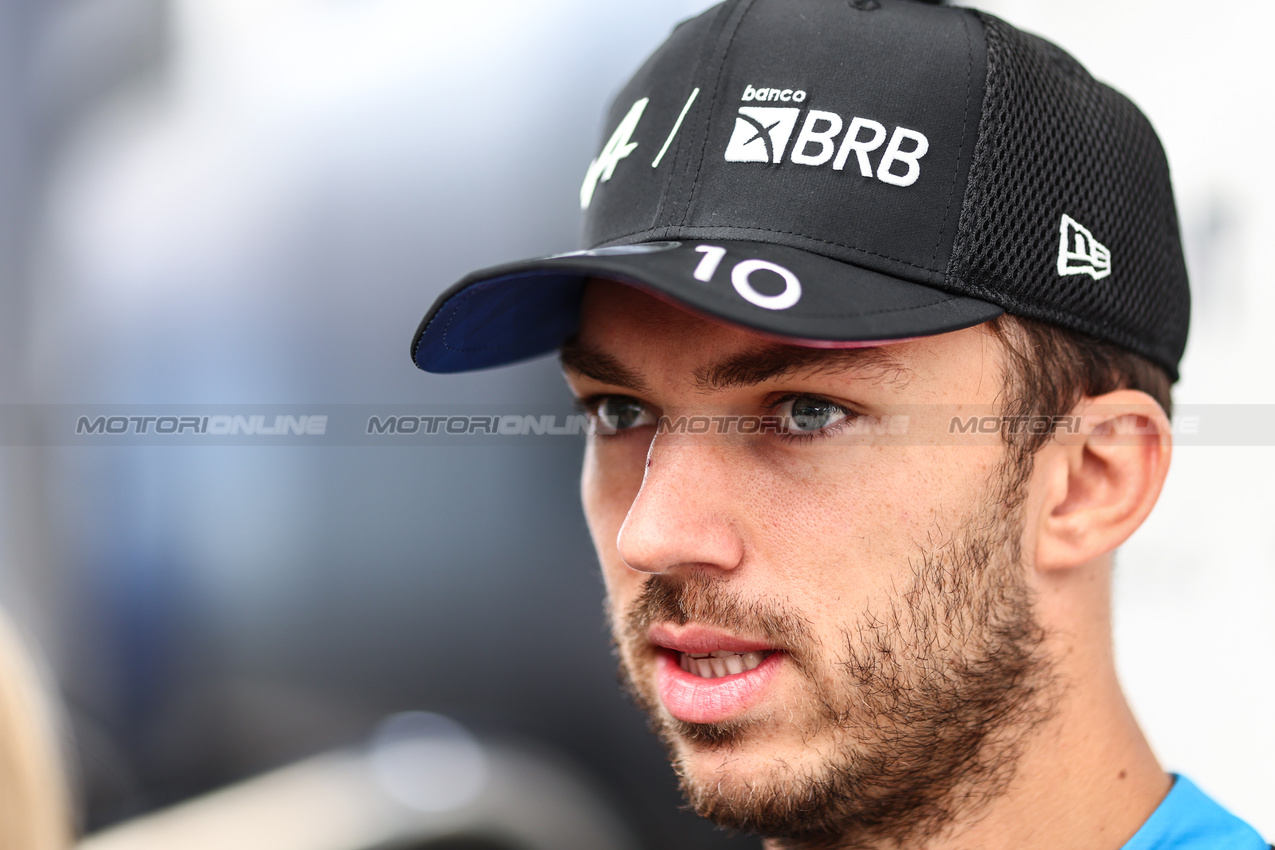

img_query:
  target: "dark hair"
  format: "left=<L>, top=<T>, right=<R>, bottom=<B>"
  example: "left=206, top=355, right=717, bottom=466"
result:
left=987, top=314, right=1174, bottom=463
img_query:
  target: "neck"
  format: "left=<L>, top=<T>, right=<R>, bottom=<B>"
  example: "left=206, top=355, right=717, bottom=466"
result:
left=764, top=557, right=1169, bottom=850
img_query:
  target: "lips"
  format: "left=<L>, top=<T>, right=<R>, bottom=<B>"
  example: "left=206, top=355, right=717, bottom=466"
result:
left=649, top=623, right=784, bottom=724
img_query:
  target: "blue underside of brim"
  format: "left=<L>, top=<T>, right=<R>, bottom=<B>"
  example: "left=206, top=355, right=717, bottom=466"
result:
left=414, top=272, right=585, bottom=373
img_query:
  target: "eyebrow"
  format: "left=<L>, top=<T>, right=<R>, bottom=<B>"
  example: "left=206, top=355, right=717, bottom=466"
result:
left=560, top=339, right=910, bottom=393
left=559, top=339, right=653, bottom=394
left=695, top=344, right=910, bottom=391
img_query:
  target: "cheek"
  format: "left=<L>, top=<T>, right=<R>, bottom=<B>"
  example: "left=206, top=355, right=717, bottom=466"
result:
left=757, top=447, right=1000, bottom=606
left=754, top=459, right=910, bottom=606
left=764, top=447, right=916, bottom=541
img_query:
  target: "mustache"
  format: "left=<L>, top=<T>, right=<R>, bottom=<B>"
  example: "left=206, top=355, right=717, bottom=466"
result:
left=619, top=572, right=817, bottom=658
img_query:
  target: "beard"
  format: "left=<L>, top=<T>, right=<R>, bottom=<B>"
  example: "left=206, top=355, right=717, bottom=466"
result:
left=609, top=461, right=1055, bottom=849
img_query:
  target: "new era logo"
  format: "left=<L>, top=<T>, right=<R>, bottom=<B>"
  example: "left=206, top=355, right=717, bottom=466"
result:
left=1057, top=214, right=1111, bottom=280
left=724, top=107, right=800, bottom=163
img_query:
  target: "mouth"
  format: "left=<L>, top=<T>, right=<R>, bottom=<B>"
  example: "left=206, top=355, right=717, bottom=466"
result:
left=677, top=649, right=774, bottom=678
left=648, top=624, right=785, bottom=724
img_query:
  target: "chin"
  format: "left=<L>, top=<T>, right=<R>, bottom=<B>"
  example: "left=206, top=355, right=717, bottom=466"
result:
left=662, top=713, right=818, bottom=785
left=670, top=737, right=863, bottom=843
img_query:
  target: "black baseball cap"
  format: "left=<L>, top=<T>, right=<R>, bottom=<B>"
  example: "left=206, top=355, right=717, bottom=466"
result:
left=412, top=0, right=1189, bottom=379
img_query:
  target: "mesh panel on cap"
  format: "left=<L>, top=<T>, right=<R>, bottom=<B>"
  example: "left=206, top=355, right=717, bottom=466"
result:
left=947, top=12, right=1190, bottom=379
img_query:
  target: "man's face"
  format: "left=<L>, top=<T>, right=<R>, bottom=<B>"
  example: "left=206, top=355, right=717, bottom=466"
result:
left=564, top=281, right=1054, bottom=845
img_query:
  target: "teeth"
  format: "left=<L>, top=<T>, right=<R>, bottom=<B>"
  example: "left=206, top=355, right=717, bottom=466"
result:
left=679, top=650, right=770, bottom=679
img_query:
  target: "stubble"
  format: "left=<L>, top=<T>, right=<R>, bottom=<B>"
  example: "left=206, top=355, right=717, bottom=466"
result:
left=610, top=464, right=1056, bottom=849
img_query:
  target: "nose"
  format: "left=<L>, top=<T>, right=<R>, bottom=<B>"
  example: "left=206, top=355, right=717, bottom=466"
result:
left=615, top=435, right=746, bottom=574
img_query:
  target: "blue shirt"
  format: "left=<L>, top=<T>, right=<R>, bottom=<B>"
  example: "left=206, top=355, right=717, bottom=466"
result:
left=1121, top=775, right=1268, bottom=849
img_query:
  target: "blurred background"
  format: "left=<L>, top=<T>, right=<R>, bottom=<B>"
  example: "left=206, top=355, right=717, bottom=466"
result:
left=0, top=0, right=1269, bottom=846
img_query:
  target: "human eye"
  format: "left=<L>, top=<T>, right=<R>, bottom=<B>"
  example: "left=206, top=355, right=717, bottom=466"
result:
left=772, top=394, right=852, bottom=442
left=578, top=395, right=658, bottom=435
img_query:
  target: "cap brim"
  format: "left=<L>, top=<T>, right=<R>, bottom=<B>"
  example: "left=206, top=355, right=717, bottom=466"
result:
left=413, top=240, right=1003, bottom=373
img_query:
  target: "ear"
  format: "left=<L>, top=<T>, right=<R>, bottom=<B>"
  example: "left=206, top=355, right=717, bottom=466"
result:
left=1032, top=389, right=1172, bottom=572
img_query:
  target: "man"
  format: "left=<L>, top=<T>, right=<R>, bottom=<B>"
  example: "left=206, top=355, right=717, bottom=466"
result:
left=410, top=0, right=1268, bottom=847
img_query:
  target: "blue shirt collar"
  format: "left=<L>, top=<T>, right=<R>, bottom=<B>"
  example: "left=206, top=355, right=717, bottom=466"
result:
left=1121, top=775, right=1267, bottom=850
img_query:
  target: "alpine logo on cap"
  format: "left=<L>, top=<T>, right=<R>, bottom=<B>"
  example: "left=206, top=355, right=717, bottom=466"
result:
left=580, top=88, right=702, bottom=209
left=1057, top=214, right=1111, bottom=280
left=581, top=98, right=648, bottom=210
left=724, top=86, right=930, bottom=187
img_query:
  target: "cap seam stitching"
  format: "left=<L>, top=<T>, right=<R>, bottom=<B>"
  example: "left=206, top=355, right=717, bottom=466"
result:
left=651, top=8, right=730, bottom=230
left=678, top=0, right=757, bottom=228
left=437, top=275, right=982, bottom=354
left=944, top=9, right=997, bottom=288
left=439, top=285, right=546, bottom=354
left=651, top=83, right=696, bottom=228
left=765, top=293, right=976, bottom=320
left=930, top=10, right=976, bottom=266
left=957, top=282, right=1177, bottom=373
left=597, top=225, right=943, bottom=275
